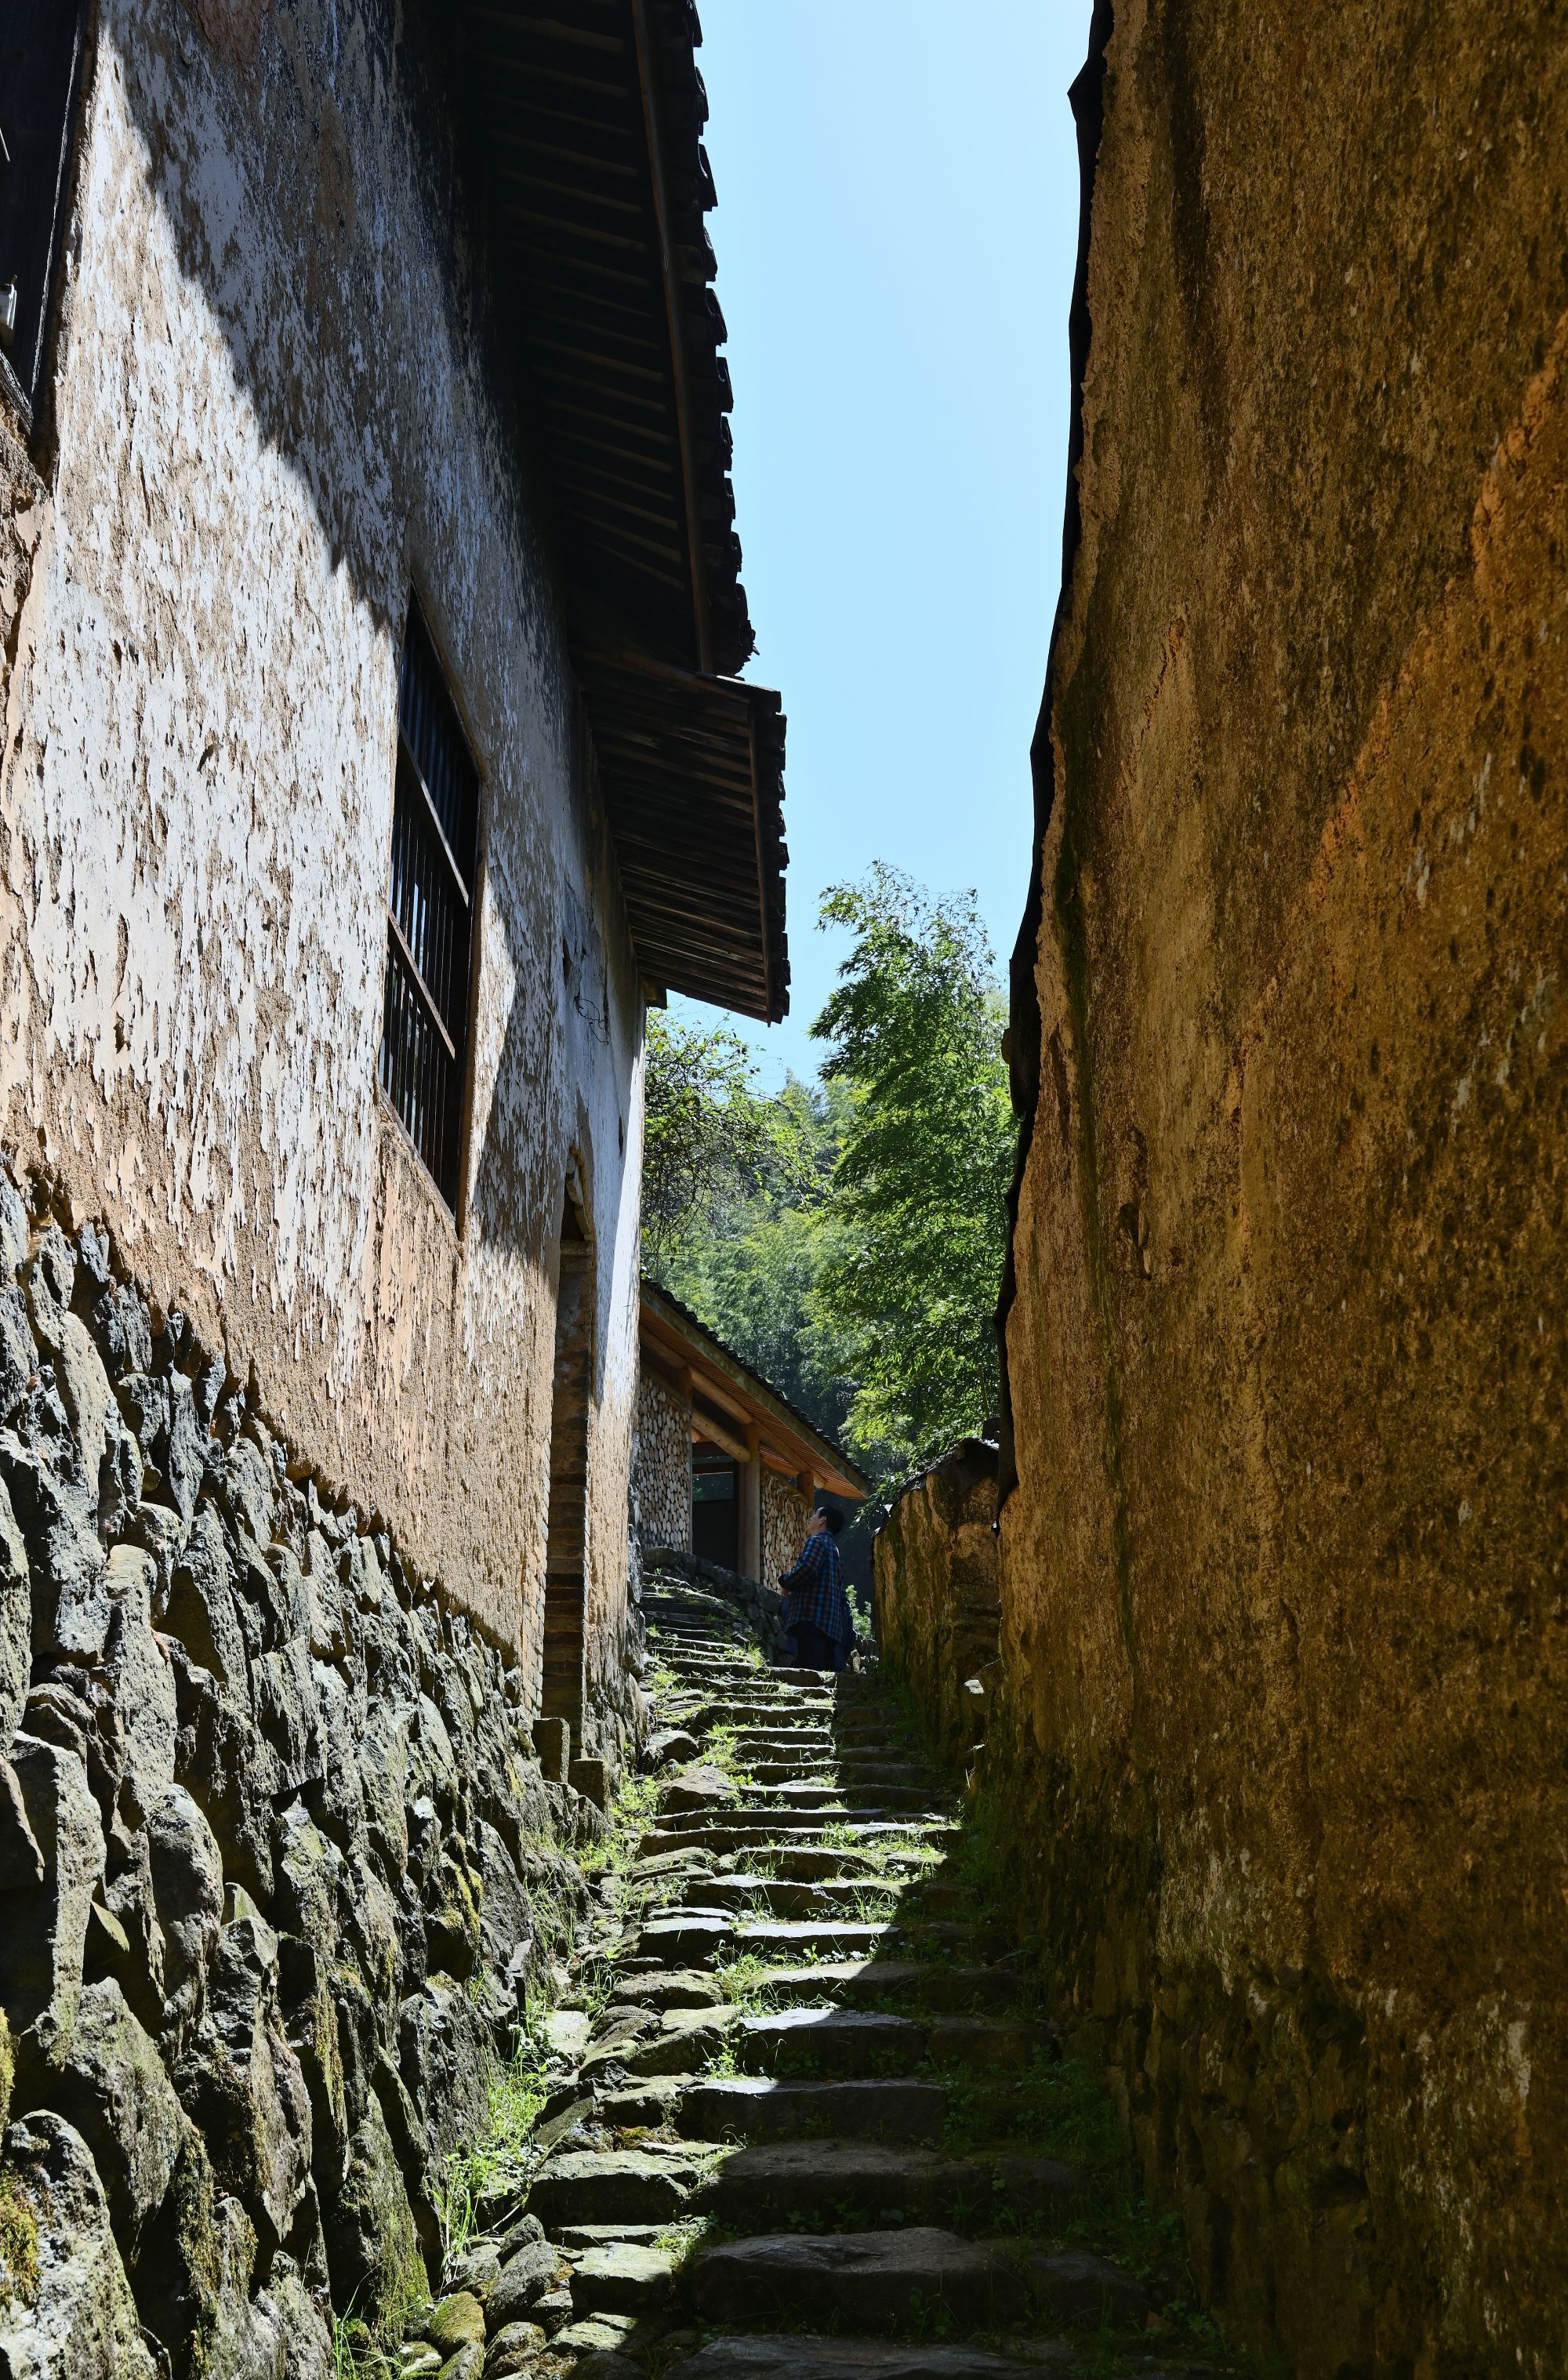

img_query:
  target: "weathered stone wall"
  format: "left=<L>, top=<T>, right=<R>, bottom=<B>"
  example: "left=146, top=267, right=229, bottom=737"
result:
left=630, top=1368, right=691, bottom=1556
left=873, top=1442, right=998, bottom=1770
left=0, top=1177, right=597, bottom=2373
left=999, top=7, right=1568, bottom=2375
left=760, top=1470, right=809, bottom=1592
left=0, top=0, right=642, bottom=1676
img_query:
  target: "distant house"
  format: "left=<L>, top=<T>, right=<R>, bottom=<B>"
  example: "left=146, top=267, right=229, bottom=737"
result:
left=0, top=2, right=787, bottom=1760
left=634, top=1280, right=869, bottom=1585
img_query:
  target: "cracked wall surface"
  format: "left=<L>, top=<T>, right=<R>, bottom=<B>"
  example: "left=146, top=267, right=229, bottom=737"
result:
left=1000, top=6, right=1568, bottom=2375
left=0, top=0, right=644, bottom=1700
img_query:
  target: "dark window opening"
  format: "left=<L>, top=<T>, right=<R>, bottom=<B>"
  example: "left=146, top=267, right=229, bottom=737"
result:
left=379, top=600, right=480, bottom=1213
left=0, top=3, right=89, bottom=412
left=542, top=1194, right=593, bottom=1740
left=692, top=1444, right=739, bottom=1569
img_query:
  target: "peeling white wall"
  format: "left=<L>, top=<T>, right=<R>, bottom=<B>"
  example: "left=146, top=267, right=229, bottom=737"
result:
left=0, top=0, right=641, bottom=1688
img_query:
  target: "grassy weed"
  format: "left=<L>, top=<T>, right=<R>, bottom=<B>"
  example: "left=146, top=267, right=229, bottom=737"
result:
left=430, top=2018, right=557, bottom=2266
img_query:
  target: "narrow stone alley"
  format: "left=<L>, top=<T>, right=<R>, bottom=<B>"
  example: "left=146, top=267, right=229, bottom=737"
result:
left=402, top=1573, right=1221, bottom=2378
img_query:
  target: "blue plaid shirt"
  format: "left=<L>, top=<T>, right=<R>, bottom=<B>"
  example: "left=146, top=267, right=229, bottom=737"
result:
left=778, top=1529, right=855, bottom=1646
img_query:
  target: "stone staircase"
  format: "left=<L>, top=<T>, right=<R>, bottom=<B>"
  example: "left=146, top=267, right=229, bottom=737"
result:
left=414, top=1580, right=1226, bottom=2378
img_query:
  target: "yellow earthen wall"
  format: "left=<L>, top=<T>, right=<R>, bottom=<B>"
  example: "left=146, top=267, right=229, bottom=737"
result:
left=1000, top=7, right=1568, bottom=2372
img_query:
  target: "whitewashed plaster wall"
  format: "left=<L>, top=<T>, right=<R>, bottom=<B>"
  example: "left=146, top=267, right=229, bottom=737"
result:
left=0, top=0, right=641, bottom=1683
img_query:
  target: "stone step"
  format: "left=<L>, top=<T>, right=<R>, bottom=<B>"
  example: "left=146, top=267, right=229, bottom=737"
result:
left=685, top=2229, right=1150, bottom=2335
left=736, top=1738, right=913, bottom=1760
left=643, top=1819, right=958, bottom=1855
left=748, top=1961, right=1028, bottom=2013
left=747, top=1782, right=951, bottom=1816
left=581, top=2007, right=737, bottom=2081
left=514, top=1634, right=1183, bottom=2372
left=662, top=2337, right=1065, bottom=2380
left=734, top=2009, right=1052, bottom=2078
left=528, top=2149, right=706, bottom=2226
left=682, top=2075, right=949, bottom=2143
left=685, top=2226, right=1029, bottom=2330
left=734, top=1920, right=899, bottom=1962
left=634, top=1914, right=739, bottom=1964
left=639, top=1816, right=918, bottom=1852
left=690, top=2139, right=1091, bottom=2230
left=608, top=1968, right=723, bottom=2012
left=741, top=1762, right=933, bottom=1789
left=662, top=1876, right=907, bottom=1919
left=757, top=1847, right=896, bottom=1881
left=595, top=2075, right=946, bottom=2144
left=568, top=2238, right=678, bottom=2316
left=681, top=1700, right=836, bottom=1726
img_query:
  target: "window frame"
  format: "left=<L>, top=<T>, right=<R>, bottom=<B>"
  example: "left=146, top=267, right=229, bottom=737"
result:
left=376, top=591, right=486, bottom=1226
left=0, top=0, right=93, bottom=432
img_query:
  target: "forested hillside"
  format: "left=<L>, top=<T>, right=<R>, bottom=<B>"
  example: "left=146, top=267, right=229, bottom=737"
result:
left=641, top=867, right=1015, bottom=1548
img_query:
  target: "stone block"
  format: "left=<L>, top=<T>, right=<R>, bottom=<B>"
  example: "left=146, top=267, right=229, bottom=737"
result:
left=570, top=2239, right=676, bottom=2313
left=51, top=1978, right=183, bottom=2251
left=485, top=2235, right=560, bottom=2329
left=532, top=1716, right=570, bottom=1784
left=0, top=2111, right=158, bottom=2378
left=0, top=1733, right=105, bottom=2055
left=419, top=2288, right=485, bottom=2350
left=569, top=1755, right=608, bottom=1809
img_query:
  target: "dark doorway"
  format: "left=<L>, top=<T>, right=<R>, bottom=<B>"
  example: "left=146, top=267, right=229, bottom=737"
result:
left=692, top=1442, right=739, bottom=1570
left=542, top=1192, right=593, bottom=1738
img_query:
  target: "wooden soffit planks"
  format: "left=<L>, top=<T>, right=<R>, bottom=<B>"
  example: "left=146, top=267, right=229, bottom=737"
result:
left=456, top=0, right=789, bottom=1021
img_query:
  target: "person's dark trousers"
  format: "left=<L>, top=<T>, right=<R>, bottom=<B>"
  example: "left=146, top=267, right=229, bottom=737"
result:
left=792, top=1622, right=842, bottom=1671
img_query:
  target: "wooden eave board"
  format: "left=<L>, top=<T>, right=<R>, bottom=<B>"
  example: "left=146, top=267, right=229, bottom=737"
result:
left=457, top=0, right=786, bottom=1014
left=640, top=1295, right=867, bottom=1498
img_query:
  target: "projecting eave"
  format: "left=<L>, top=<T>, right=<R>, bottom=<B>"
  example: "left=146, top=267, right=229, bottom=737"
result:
left=640, top=1280, right=870, bottom=1501
left=457, top=0, right=789, bottom=1021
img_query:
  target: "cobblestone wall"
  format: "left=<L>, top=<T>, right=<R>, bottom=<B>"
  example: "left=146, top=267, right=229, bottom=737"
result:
left=630, top=1369, right=691, bottom=1555
left=0, top=1179, right=608, bottom=2375
left=760, top=1471, right=810, bottom=1591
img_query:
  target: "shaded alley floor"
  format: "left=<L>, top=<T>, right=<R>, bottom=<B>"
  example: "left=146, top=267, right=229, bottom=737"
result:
left=398, top=1578, right=1241, bottom=2378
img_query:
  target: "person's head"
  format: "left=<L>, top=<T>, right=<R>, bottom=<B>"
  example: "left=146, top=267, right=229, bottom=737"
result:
left=811, top=1504, right=844, bottom=1537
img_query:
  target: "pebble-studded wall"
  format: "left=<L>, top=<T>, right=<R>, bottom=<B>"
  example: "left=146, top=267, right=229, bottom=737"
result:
left=0, top=1175, right=621, bottom=2374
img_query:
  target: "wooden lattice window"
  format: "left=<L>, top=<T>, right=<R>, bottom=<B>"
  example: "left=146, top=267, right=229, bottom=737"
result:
left=379, top=603, right=479, bottom=1213
left=0, top=2, right=89, bottom=412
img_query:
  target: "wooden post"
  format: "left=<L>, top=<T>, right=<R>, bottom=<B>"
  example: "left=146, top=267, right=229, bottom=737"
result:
left=740, top=1420, right=763, bottom=1582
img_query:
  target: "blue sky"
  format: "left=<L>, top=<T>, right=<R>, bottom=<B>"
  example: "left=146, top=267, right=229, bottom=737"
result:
left=678, top=0, right=1095, bottom=1087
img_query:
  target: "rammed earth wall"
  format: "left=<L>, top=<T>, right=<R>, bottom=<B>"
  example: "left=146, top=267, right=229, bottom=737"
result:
left=0, top=1177, right=604, bottom=2375
left=0, top=0, right=644, bottom=1669
left=1000, top=7, right=1568, bottom=2375
left=873, top=1442, right=999, bottom=1772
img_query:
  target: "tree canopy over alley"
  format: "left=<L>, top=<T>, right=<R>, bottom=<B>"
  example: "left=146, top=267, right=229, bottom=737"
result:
left=642, top=867, right=1016, bottom=1502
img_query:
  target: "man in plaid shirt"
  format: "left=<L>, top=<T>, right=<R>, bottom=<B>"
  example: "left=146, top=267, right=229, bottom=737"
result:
left=775, top=1505, right=855, bottom=1671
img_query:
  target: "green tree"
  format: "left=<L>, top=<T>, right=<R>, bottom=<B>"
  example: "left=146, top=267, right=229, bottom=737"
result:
left=650, top=1057, right=852, bottom=1446
left=641, top=1011, right=803, bottom=1264
left=809, top=865, right=1014, bottom=1478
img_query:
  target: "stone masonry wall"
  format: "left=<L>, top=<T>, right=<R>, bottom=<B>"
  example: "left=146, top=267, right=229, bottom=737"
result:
left=0, top=0, right=644, bottom=1664
left=873, top=1442, right=999, bottom=1772
left=1000, top=7, right=1568, bottom=2375
left=0, top=1175, right=600, bottom=2375
left=760, top=1470, right=809, bottom=1594
left=630, top=1368, right=691, bottom=1557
